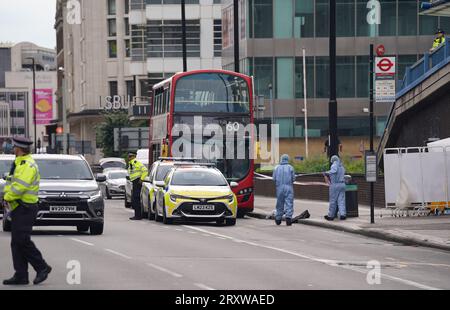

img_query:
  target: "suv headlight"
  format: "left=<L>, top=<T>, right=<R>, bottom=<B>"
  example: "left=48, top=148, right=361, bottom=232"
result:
left=86, top=190, right=103, bottom=202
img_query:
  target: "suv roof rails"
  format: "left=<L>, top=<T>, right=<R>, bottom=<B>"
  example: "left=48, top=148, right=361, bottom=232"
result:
left=173, top=162, right=216, bottom=167
left=158, top=157, right=197, bottom=162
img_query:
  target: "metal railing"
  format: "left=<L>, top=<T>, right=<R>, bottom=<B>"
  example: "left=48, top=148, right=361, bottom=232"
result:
left=397, top=36, right=450, bottom=97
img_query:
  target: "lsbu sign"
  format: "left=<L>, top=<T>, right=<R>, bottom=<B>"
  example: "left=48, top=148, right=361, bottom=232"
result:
left=100, top=96, right=150, bottom=111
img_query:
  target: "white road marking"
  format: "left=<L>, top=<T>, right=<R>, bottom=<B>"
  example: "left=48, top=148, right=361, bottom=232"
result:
left=70, top=238, right=94, bottom=247
left=146, top=263, right=183, bottom=278
left=202, top=234, right=211, bottom=237
left=182, top=225, right=441, bottom=290
left=194, top=283, right=215, bottom=290
left=105, top=249, right=133, bottom=260
left=175, top=229, right=183, bottom=232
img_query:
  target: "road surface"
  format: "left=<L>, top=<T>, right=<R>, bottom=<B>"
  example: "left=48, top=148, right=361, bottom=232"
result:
left=1, top=199, right=449, bottom=290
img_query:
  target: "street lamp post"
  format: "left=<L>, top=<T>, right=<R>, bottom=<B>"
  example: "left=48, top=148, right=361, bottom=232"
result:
left=181, top=0, right=187, bottom=72
left=234, top=0, right=240, bottom=73
left=303, top=48, right=309, bottom=159
left=26, top=57, right=37, bottom=153
left=328, top=0, right=338, bottom=159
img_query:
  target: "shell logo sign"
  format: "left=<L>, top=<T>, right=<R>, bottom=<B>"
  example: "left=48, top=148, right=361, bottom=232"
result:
left=34, top=89, right=53, bottom=125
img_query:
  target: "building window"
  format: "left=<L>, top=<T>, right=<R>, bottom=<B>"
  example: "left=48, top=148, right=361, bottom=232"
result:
left=275, top=118, right=295, bottom=138
left=398, top=1, right=417, bottom=36
left=336, top=56, right=355, bottom=98
left=379, top=0, right=396, bottom=36
left=140, top=79, right=149, bottom=98
left=253, top=58, right=273, bottom=98
left=316, top=0, right=329, bottom=37
left=295, top=57, right=314, bottom=99
left=125, top=0, right=129, bottom=14
left=295, top=0, right=314, bottom=38
left=357, top=0, right=375, bottom=37
left=125, top=39, right=131, bottom=57
left=131, top=24, right=146, bottom=61
left=108, top=40, right=117, bottom=58
left=315, top=56, right=329, bottom=98
left=214, top=19, right=222, bottom=57
left=108, top=19, right=117, bottom=37
left=439, top=16, right=450, bottom=33
left=109, top=81, right=118, bottom=97
left=337, top=0, right=355, bottom=37
left=147, top=19, right=201, bottom=58
left=125, top=18, right=130, bottom=36
left=274, top=0, right=293, bottom=38
left=108, top=0, right=116, bottom=15
left=356, top=56, right=369, bottom=98
left=420, top=15, right=438, bottom=35
left=126, top=80, right=135, bottom=98
left=250, top=0, right=273, bottom=38
left=276, top=58, right=294, bottom=99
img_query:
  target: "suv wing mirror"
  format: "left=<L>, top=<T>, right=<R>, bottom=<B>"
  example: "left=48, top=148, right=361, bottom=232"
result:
left=155, top=181, right=165, bottom=188
left=96, top=174, right=107, bottom=182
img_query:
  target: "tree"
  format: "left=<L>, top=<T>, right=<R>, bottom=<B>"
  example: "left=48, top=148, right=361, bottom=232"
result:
left=95, top=111, right=130, bottom=158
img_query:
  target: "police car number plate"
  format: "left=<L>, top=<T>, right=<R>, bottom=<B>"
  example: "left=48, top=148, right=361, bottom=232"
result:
left=192, top=205, right=215, bottom=211
left=50, top=206, right=77, bottom=213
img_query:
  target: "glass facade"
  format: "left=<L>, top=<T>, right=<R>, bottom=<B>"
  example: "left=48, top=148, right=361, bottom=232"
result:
left=246, top=0, right=446, bottom=38
left=234, top=1, right=445, bottom=138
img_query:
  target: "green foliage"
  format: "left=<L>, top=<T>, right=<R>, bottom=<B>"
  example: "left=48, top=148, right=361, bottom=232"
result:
left=95, top=111, right=130, bottom=158
left=256, top=155, right=365, bottom=174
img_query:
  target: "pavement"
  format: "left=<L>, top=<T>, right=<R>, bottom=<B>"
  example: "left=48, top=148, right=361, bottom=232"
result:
left=250, top=196, right=450, bottom=252
left=1, top=198, right=450, bottom=290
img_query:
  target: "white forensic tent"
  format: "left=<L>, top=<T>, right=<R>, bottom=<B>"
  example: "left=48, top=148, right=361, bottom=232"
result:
left=384, top=141, right=450, bottom=212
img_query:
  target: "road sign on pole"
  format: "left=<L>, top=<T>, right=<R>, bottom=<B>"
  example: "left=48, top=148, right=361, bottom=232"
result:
left=375, top=56, right=396, bottom=103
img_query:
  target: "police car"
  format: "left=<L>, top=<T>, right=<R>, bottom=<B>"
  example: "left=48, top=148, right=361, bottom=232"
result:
left=154, top=163, right=238, bottom=225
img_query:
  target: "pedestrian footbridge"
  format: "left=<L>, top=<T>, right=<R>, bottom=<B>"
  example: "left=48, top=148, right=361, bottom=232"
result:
left=378, top=37, right=450, bottom=163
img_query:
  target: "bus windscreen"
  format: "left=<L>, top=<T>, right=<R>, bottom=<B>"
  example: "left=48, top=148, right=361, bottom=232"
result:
left=174, top=73, right=250, bottom=113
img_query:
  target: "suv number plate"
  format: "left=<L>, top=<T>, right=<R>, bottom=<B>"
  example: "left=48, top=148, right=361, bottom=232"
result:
left=50, top=206, right=77, bottom=213
left=192, top=205, right=215, bottom=211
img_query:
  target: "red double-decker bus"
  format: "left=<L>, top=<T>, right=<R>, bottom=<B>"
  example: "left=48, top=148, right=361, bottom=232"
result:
left=148, top=70, right=254, bottom=215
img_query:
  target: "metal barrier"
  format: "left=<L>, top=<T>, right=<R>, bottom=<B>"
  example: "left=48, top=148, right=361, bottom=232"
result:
left=398, top=36, right=450, bottom=97
left=384, top=146, right=450, bottom=217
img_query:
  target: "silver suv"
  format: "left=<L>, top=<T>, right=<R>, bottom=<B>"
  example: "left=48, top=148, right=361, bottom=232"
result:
left=2, top=155, right=106, bottom=235
left=0, top=155, right=15, bottom=217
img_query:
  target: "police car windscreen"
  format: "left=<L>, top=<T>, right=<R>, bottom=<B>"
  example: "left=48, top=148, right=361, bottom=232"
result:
left=36, top=159, right=94, bottom=180
left=171, top=169, right=228, bottom=186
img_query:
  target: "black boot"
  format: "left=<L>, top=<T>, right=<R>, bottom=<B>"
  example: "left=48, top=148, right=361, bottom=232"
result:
left=275, top=219, right=282, bottom=226
left=324, top=215, right=335, bottom=221
left=286, top=218, right=292, bottom=226
left=33, top=265, right=52, bottom=285
left=340, top=216, right=347, bottom=220
left=3, top=275, right=29, bottom=286
left=129, top=217, right=142, bottom=221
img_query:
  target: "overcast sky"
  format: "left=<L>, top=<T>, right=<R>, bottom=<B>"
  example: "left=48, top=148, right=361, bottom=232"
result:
left=0, top=0, right=56, bottom=49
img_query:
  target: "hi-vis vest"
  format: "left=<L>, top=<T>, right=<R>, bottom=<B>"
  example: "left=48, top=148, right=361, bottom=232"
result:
left=3, top=154, right=40, bottom=211
left=432, top=37, right=446, bottom=49
left=128, top=158, right=148, bottom=182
